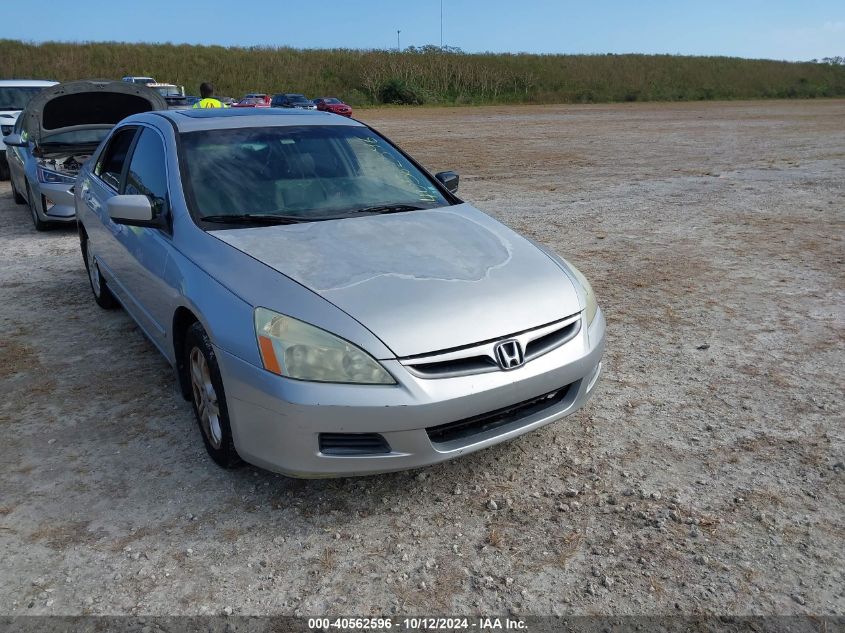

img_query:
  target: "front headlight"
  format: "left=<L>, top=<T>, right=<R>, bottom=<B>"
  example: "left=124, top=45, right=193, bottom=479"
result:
left=254, top=307, right=395, bottom=384
left=37, top=166, right=75, bottom=185
left=567, top=264, right=598, bottom=326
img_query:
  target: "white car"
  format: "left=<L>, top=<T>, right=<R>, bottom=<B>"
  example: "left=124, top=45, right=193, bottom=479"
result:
left=121, top=76, right=157, bottom=85
left=0, top=79, right=58, bottom=179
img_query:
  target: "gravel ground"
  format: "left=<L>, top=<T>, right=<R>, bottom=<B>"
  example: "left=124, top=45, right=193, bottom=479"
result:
left=0, top=99, right=843, bottom=617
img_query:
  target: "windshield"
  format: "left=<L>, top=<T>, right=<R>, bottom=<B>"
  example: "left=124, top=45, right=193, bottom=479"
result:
left=0, top=86, right=47, bottom=111
left=288, top=95, right=309, bottom=103
left=323, top=98, right=341, bottom=104
left=181, top=125, right=450, bottom=223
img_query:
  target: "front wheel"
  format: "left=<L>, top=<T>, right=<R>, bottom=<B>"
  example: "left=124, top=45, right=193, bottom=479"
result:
left=27, top=184, right=49, bottom=232
left=185, top=322, right=242, bottom=469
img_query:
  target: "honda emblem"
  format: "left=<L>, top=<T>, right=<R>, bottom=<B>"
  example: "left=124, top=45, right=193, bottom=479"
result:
left=494, top=339, right=524, bottom=370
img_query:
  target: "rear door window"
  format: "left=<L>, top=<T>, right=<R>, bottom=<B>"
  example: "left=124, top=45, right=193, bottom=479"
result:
left=96, top=127, right=137, bottom=190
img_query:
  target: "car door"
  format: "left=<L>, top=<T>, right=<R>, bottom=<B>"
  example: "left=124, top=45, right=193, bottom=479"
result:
left=100, top=126, right=175, bottom=353
left=83, top=125, right=138, bottom=298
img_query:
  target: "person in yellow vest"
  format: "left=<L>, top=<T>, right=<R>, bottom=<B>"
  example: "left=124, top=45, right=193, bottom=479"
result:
left=193, top=82, right=224, bottom=109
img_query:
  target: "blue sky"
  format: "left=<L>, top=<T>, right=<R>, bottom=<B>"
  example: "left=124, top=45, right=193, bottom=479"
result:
left=6, top=0, right=843, bottom=61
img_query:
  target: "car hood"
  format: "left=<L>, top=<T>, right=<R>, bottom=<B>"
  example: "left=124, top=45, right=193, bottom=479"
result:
left=211, top=204, right=581, bottom=357
left=21, top=80, right=167, bottom=145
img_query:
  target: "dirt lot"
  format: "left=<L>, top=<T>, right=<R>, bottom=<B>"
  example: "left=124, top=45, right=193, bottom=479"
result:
left=0, top=100, right=843, bottom=617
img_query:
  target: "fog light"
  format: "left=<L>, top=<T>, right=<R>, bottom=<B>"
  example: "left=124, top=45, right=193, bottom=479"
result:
left=43, top=196, right=55, bottom=211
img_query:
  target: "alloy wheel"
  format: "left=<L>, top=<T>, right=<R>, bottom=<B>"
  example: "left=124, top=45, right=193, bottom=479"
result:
left=189, top=347, right=222, bottom=449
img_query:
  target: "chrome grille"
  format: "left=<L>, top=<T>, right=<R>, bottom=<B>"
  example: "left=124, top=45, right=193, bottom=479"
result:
left=401, top=314, right=581, bottom=379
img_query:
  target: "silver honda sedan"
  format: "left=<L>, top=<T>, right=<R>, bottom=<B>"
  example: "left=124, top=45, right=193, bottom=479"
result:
left=76, top=108, right=605, bottom=477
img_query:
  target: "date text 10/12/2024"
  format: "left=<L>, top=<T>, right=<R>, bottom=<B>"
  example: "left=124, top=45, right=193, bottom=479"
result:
left=307, top=617, right=528, bottom=631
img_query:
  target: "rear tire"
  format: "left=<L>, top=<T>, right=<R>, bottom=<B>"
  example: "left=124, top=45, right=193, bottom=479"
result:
left=81, top=235, right=119, bottom=309
left=26, top=184, right=49, bottom=232
left=185, top=322, right=242, bottom=469
left=0, top=160, right=9, bottom=181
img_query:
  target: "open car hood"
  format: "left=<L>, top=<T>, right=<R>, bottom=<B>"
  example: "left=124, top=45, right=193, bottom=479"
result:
left=21, top=80, right=167, bottom=145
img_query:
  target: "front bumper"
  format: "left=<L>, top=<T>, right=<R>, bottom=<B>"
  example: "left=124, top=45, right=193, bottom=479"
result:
left=34, top=181, right=76, bottom=222
left=217, top=309, right=606, bottom=477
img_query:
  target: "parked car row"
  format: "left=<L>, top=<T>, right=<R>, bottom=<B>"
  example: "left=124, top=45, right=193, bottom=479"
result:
left=231, top=92, right=353, bottom=117
left=121, top=77, right=353, bottom=115
left=2, top=78, right=604, bottom=479
left=119, top=77, right=353, bottom=116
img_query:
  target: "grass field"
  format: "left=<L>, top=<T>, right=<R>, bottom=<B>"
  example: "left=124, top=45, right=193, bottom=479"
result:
left=2, top=39, right=844, bottom=106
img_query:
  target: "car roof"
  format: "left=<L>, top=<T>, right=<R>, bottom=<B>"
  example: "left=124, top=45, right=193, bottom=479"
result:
left=133, top=107, right=364, bottom=132
left=0, top=79, right=59, bottom=87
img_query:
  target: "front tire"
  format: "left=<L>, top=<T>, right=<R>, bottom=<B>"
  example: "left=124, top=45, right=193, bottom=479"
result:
left=185, top=322, right=242, bottom=469
left=82, top=235, right=119, bottom=309
left=26, top=183, right=49, bottom=232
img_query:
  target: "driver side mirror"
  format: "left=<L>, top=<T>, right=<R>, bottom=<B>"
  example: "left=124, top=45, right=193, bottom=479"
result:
left=435, top=170, right=459, bottom=194
left=3, top=134, right=27, bottom=147
left=107, top=195, right=164, bottom=228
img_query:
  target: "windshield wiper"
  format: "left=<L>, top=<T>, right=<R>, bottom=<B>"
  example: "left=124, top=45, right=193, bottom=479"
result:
left=353, top=203, right=425, bottom=215
left=200, top=214, right=308, bottom=225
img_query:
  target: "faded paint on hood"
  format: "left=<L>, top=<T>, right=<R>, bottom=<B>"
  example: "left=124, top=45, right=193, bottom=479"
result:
left=211, top=204, right=581, bottom=357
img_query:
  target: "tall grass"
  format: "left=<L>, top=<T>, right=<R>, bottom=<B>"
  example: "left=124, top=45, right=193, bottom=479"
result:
left=2, top=39, right=843, bottom=106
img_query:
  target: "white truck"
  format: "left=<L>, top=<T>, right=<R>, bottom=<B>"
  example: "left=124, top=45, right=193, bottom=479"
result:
left=121, top=77, right=188, bottom=108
